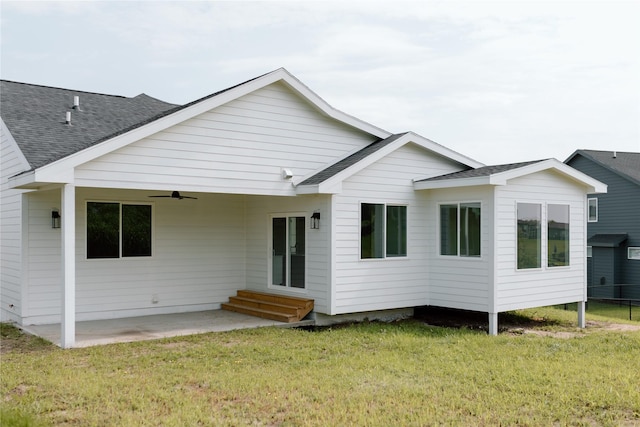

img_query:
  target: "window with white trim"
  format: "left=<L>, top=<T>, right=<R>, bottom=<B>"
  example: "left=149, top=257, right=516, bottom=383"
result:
left=629, top=247, right=640, bottom=260
left=360, top=203, right=407, bottom=259
left=587, top=246, right=592, bottom=258
left=588, top=198, right=598, bottom=222
left=439, top=202, right=481, bottom=257
left=87, top=202, right=152, bottom=259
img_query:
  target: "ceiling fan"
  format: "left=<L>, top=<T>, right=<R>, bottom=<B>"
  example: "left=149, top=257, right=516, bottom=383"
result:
left=148, top=191, right=198, bottom=200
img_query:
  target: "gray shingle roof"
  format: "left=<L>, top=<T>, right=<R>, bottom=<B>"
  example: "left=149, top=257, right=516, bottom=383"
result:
left=416, top=159, right=547, bottom=182
left=571, top=150, right=640, bottom=185
left=0, top=71, right=281, bottom=171
left=0, top=80, right=178, bottom=169
left=298, top=133, right=407, bottom=186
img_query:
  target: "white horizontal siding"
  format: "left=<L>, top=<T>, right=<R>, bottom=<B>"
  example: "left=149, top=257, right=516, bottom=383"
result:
left=74, top=82, right=375, bottom=195
left=21, top=188, right=249, bottom=324
left=244, top=194, right=330, bottom=313
left=23, top=190, right=62, bottom=321
left=425, top=186, right=494, bottom=312
left=333, top=143, right=464, bottom=314
left=1, top=121, right=29, bottom=322
left=495, top=170, right=587, bottom=312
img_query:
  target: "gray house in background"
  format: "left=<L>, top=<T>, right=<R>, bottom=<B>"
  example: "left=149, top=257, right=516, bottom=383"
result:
left=565, top=150, right=640, bottom=300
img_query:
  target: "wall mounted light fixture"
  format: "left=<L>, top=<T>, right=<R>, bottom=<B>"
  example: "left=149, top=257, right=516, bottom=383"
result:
left=52, top=210, right=61, bottom=229
left=310, top=211, right=320, bottom=229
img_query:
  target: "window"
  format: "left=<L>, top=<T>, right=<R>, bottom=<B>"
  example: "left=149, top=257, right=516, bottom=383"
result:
left=548, top=204, right=569, bottom=267
left=87, top=202, right=152, bottom=259
left=587, top=246, right=592, bottom=258
left=440, top=203, right=481, bottom=257
left=629, top=247, right=640, bottom=260
left=517, top=203, right=541, bottom=269
left=588, top=198, right=598, bottom=222
left=361, top=203, right=407, bottom=259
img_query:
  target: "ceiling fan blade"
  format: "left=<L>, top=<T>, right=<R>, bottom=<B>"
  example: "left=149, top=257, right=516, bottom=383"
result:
left=148, top=191, right=197, bottom=199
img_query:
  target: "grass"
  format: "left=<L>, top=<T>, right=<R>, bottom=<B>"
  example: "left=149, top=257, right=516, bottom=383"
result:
left=558, top=300, right=640, bottom=322
left=1, top=308, right=640, bottom=426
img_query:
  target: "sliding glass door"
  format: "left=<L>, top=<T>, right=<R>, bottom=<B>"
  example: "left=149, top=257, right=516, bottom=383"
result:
left=272, top=216, right=305, bottom=288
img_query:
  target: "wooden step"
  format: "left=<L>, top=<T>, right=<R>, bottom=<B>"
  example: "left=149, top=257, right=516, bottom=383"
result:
left=221, top=302, right=297, bottom=323
left=237, top=290, right=314, bottom=311
left=222, top=290, right=314, bottom=323
left=227, top=296, right=300, bottom=316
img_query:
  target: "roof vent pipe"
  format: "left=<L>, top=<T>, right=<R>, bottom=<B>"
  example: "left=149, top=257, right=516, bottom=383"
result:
left=73, top=96, right=80, bottom=109
left=65, top=111, right=71, bottom=125
left=613, top=151, right=617, bottom=158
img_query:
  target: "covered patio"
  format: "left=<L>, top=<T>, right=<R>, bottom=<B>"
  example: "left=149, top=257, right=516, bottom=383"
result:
left=21, top=310, right=315, bottom=348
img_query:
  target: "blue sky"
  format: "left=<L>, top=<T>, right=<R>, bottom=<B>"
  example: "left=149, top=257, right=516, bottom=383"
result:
left=1, top=1, right=638, bottom=165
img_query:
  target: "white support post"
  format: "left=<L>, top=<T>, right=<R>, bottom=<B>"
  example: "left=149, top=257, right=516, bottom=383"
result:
left=61, top=184, right=76, bottom=348
left=488, top=312, right=498, bottom=336
left=577, top=301, right=586, bottom=329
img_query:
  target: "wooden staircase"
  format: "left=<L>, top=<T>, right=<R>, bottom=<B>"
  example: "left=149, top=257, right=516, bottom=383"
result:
left=221, top=290, right=314, bottom=323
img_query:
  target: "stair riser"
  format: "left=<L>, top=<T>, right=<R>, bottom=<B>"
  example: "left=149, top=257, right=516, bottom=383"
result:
left=228, top=297, right=299, bottom=315
left=221, top=303, right=295, bottom=323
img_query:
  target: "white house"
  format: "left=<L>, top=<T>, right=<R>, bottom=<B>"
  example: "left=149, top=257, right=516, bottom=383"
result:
left=0, top=69, right=606, bottom=347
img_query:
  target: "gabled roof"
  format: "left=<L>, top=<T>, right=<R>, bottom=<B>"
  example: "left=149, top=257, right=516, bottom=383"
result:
left=0, top=79, right=177, bottom=169
left=565, top=149, right=640, bottom=186
left=298, top=133, right=408, bottom=186
left=6, top=68, right=397, bottom=189
left=414, top=158, right=607, bottom=193
left=296, top=132, right=483, bottom=194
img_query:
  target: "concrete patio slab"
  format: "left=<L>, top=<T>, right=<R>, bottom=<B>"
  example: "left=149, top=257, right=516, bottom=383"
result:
left=21, top=310, right=315, bottom=348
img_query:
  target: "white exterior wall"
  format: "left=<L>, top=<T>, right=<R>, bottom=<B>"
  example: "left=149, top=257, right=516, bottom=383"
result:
left=1, top=120, right=30, bottom=322
left=74, top=82, right=375, bottom=195
left=23, top=188, right=248, bottom=324
left=244, top=194, right=331, bottom=313
left=495, top=170, right=587, bottom=311
left=425, top=186, right=494, bottom=312
left=332, top=144, right=463, bottom=314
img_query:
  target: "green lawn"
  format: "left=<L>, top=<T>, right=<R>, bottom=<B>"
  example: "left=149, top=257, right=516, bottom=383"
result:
left=559, top=300, right=640, bottom=322
left=2, top=308, right=639, bottom=426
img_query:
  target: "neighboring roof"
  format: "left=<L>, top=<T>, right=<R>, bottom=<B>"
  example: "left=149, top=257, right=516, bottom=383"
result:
left=587, top=234, right=628, bottom=248
left=565, top=149, right=640, bottom=186
left=298, top=133, right=408, bottom=186
left=0, top=79, right=177, bottom=169
left=414, top=158, right=607, bottom=193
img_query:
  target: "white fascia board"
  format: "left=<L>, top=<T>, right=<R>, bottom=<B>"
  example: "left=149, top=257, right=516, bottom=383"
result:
left=406, top=132, right=484, bottom=169
left=493, top=158, right=608, bottom=193
left=278, top=71, right=391, bottom=139
left=7, top=170, right=37, bottom=189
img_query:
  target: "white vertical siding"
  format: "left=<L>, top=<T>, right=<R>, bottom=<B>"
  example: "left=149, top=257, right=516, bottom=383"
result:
left=425, top=187, right=494, bottom=312
left=332, top=143, right=464, bottom=314
left=1, top=121, right=30, bottom=322
left=74, top=82, right=375, bottom=195
left=495, top=170, right=587, bottom=311
left=244, top=194, right=331, bottom=313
